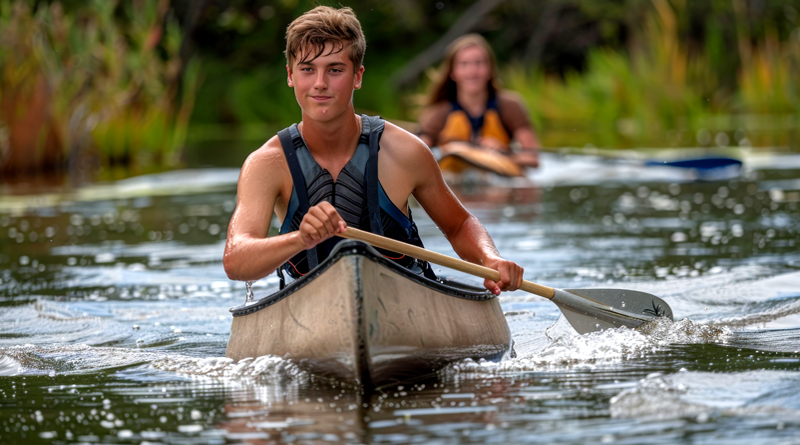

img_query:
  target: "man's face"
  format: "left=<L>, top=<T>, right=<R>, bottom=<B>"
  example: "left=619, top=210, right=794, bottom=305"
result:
left=287, top=42, right=364, bottom=123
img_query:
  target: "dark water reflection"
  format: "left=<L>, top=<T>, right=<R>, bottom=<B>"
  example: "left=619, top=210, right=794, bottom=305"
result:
left=1, top=152, right=799, bottom=444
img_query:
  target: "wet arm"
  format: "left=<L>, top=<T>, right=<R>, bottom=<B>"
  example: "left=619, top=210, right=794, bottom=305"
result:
left=223, top=147, right=347, bottom=281
left=410, top=142, right=522, bottom=292
left=223, top=150, right=306, bottom=281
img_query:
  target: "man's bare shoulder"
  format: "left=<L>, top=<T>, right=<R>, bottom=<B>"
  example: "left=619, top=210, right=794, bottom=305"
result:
left=237, top=135, right=291, bottom=194
left=378, top=120, right=444, bottom=203
left=241, top=136, right=285, bottom=172
left=381, top=121, right=437, bottom=161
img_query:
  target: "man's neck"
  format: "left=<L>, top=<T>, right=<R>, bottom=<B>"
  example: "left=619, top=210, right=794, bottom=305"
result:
left=298, top=109, right=361, bottom=175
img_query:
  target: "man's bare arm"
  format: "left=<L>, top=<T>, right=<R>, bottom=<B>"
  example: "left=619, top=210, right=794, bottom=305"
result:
left=223, top=140, right=345, bottom=281
left=382, top=125, right=523, bottom=294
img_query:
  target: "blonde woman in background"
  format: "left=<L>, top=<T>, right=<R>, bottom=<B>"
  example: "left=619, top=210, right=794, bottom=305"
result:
left=418, top=34, right=540, bottom=171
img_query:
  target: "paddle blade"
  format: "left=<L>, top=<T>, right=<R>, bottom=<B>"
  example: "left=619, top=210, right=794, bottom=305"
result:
left=646, top=157, right=742, bottom=170
left=551, top=288, right=673, bottom=334
left=644, top=157, right=743, bottom=182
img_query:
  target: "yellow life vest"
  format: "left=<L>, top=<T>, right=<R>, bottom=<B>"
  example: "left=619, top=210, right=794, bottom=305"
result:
left=438, top=98, right=511, bottom=146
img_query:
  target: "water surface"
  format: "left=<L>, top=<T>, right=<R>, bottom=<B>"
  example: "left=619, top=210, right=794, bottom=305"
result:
left=1, top=152, right=799, bottom=444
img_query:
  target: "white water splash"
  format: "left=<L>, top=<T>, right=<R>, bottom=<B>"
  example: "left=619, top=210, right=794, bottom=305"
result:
left=2, top=340, right=310, bottom=384
left=151, top=355, right=308, bottom=380
left=0, top=344, right=164, bottom=375
left=0, top=355, right=22, bottom=376
left=610, top=370, right=800, bottom=421
left=453, top=317, right=732, bottom=373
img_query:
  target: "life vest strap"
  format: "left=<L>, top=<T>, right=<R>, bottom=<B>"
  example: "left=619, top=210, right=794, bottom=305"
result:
left=364, top=115, right=384, bottom=236
left=278, top=127, right=319, bottom=277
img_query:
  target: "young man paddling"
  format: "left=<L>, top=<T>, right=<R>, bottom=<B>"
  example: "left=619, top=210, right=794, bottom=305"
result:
left=223, top=6, right=523, bottom=295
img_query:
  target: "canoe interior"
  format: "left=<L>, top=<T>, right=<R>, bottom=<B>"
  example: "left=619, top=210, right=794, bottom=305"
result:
left=226, top=241, right=513, bottom=388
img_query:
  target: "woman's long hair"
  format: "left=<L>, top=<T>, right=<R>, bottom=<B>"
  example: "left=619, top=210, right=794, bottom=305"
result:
left=426, top=34, right=502, bottom=106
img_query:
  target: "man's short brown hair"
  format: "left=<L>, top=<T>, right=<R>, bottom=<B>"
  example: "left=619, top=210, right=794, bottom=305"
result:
left=285, top=6, right=366, bottom=70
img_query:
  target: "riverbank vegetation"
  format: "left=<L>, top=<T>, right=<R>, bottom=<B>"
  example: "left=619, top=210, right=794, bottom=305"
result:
left=1, top=0, right=798, bottom=177
left=505, top=0, right=800, bottom=148
left=0, top=0, right=198, bottom=180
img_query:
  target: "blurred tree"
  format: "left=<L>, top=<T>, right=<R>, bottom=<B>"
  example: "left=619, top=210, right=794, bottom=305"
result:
left=0, top=0, right=198, bottom=178
left=3, top=0, right=799, bottom=178
left=177, top=0, right=800, bottom=122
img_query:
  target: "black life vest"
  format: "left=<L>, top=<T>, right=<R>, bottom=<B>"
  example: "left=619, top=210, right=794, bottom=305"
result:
left=277, top=115, right=436, bottom=287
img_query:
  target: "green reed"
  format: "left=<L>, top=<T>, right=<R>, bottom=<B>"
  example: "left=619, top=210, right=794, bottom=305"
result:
left=504, top=0, right=800, bottom=150
left=0, top=0, right=199, bottom=178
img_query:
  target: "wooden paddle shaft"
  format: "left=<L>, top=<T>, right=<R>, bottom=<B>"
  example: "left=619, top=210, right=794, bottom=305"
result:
left=341, top=227, right=555, bottom=299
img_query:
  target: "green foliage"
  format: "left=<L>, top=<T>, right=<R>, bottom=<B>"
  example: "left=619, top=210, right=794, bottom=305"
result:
left=3, top=0, right=800, bottom=177
left=185, top=0, right=800, bottom=154
left=186, top=0, right=484, bottom=130
left=504, top=0, right=800, bottom=149
left=0, top=0, right=199, bottom=176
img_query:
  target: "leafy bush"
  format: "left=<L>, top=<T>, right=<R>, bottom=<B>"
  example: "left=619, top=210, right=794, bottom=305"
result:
left=0, top=0, right=198, bottom=178
left=503, top=0, right=800, bottom=149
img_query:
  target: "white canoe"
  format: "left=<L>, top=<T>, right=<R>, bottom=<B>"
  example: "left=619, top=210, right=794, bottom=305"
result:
left=226, top=241, right=513, bottom=388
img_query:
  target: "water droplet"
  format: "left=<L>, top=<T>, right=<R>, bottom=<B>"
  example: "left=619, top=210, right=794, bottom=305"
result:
left=246, top=281, right=255, bottom=303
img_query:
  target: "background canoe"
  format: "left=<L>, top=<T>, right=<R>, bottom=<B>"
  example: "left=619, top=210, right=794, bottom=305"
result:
left=226, top=241, right=512, bottom=389
left=437, top=143, right=524, bottom=177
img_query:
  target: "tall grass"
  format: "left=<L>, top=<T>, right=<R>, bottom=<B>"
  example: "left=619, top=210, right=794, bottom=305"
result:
left=504, top=0, right=800, bottom=150
left=0, top=0, right=199, bottom=179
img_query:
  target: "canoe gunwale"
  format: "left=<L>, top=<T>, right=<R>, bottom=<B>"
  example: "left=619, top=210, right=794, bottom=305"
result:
left=229, top=240, right=495, bottom=317
left=225, top=240, right=513, bottom=387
